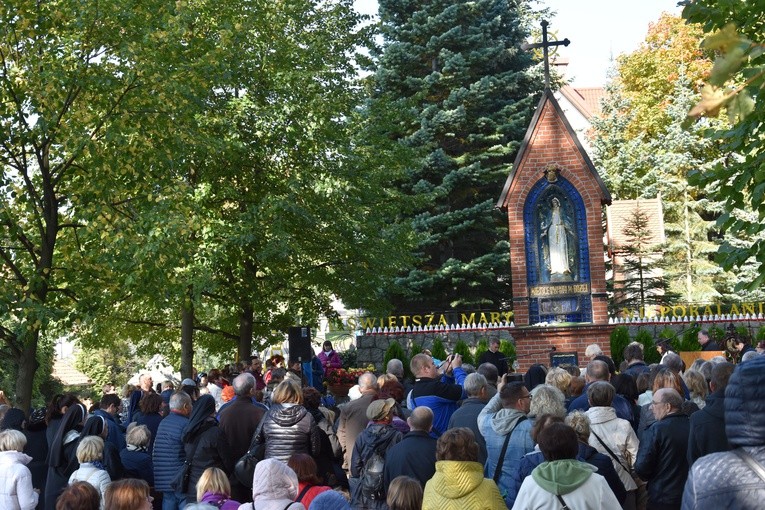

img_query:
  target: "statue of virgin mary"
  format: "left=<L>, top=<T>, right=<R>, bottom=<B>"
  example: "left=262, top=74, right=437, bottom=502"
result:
left=546, top=197, right=570, bottom=275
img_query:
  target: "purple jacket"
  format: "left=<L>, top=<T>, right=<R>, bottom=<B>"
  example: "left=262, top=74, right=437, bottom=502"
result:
left=200, top=491, right=240, bottom=510
left=318, top=350, right=342, bottom=369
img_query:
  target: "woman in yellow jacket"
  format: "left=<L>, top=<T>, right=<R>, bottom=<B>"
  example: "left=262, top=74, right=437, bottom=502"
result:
left=422, top=427, right=508, bottom=510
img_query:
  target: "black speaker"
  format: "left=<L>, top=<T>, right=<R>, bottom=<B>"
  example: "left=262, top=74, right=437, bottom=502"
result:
left=288, top=326, right=313, bottom=362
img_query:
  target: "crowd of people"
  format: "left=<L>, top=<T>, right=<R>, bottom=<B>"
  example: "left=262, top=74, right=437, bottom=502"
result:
left=0, top=335, right=763, bottom=509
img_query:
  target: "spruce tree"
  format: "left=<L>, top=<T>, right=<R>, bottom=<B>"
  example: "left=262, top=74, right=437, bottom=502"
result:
left=369, top=0, right=543, bottom=311
left=615, top=206, right=676, bottom=314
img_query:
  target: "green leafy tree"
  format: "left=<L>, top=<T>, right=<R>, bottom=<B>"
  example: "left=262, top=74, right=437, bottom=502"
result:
left=0, top=0, right=230, bottom=411
left=683, top=3, right=765, bottom=289
left=369, top=0, right=544, bottom=311
left=616, top=13, right=712, bottom=139
left=591, top=18, right=735, bottom=303
left=76, top=0, right=416, bottom=377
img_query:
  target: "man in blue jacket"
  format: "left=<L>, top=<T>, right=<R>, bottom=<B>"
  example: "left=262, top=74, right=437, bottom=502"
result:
left=153, top=391, right=192, bottom=510
left=408, top=353, right=466, bottom=438
left=94, top=393, right=126, bottom=451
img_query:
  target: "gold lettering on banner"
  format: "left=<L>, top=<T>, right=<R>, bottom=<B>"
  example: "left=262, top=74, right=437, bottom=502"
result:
left=618, top=300, right=765, bottom=320
left=529, top=283, right=590, bottom=298
left=347, top=310, right=515, bottom=330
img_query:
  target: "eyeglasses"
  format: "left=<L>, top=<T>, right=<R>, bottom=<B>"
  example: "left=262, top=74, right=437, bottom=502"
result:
left=519, top=395, right=532, bottom=400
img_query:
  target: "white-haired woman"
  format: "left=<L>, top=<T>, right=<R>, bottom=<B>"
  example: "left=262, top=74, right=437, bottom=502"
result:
left=69, top=436, right=111, bottom=509
left=0, top=429, right=38, bottom=510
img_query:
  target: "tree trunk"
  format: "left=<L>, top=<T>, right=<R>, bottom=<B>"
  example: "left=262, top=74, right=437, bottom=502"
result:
left=239, top=304, right=253, bottom=362
left=181, top=294, right=194, bottom=379
left=16, top=331, right=40, bottom=416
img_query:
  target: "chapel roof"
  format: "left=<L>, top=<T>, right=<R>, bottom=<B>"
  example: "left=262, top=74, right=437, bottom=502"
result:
left=497, top=88, right=611, bottom=209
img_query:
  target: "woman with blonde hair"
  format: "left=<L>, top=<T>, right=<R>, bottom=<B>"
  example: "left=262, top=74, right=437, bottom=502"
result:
left=0, top=429, right=38, bottom=509
left=68, top=436, right=111, bottom=508
left=387, top=476, right=423, bottom=510
left=252, top=379, right=321, bottom=462
left=196, top=467, right=240, bottom=509
left=683, top=370, right=708, bottom=410
left=544, top=367, right=572, bottom=397
left=104, top=478, right=153, bottom=510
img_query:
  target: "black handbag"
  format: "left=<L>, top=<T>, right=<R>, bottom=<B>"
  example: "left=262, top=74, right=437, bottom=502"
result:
left=234, top=414, right=267, bottom=487
left=170, top=435, right=202, bottom=493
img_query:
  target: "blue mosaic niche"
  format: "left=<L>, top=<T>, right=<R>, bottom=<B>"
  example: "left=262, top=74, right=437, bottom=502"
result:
left=523, top=176, right=592, bottom=323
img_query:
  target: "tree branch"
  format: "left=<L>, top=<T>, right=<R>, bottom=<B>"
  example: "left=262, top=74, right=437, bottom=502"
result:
left=0, top=247, right=28, bottom=286
left=193, top=324, right=239, bottom=340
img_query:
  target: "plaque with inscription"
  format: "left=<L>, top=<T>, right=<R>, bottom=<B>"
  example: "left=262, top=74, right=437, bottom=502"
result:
left=530, top=282, right=590, bottom=298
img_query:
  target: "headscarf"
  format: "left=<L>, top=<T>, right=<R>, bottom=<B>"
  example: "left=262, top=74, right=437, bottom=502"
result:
left=81, top=415, right=106, bottom=438
left=48, top=403, right=85, bottom=468
left=524, top=364, right=548, bottom=391
left=181, top=394, right=216, bottom=443
left=1, top=408, right=26, bottom=431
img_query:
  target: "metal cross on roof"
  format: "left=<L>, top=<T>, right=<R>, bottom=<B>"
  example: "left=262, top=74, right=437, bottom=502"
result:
left=521, top=20, right=570, bottom=90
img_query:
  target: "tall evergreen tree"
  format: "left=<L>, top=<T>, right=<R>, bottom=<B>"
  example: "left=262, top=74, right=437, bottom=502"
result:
left=615, top=206, right=675, bottom=314
left=369, top=0, right=543, bottom=312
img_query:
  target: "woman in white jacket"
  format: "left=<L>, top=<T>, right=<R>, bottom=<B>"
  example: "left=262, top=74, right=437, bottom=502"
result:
left=0, top=429, right=38, bottom=510
left=238, top=458, right=306, bottom=510
left=513, top=423, right=620, bottom=510
left=584, top=381, right=640, bottom=510
left=68, top=436, right=111, bottom=509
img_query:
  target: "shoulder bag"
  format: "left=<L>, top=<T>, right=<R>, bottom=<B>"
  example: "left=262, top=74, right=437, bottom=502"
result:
left=492, top=416, right=527, bottom=483
left=170, top=434, right=202, bottom=493
left=234, top=413, right=268, bottom=487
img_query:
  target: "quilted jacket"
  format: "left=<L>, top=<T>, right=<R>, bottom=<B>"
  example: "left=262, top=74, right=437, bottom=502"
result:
left=422, top=460, right=507, bottom=510
left=257, top=403, right=321, bottom=462
left=152, top=411, right=189, bottom=492
left=682, top=356, right=765, bottom=509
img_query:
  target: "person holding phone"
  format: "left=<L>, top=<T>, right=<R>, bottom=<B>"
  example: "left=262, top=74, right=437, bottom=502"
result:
left=408, top=354, right=467, bottom=439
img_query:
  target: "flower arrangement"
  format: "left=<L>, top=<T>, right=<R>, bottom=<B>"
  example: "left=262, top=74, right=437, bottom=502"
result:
left=325, top=366, right=373, bottom=385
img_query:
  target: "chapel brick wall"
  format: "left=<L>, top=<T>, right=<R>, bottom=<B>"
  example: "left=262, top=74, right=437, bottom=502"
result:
left=504, top=99, right=609, bottom=326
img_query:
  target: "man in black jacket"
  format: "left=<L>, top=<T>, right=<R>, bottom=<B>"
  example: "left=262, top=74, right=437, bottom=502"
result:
left=477, top=338, right=508, bottom=377
left=383, top=406, right=437, bottom=487
left=219, top=373, right=265, bottom=502
left=687, top=362, right=734, bottom=465
left=698, top=330, right=721, bottom=351
left=636, top=388, right=690, bottom=510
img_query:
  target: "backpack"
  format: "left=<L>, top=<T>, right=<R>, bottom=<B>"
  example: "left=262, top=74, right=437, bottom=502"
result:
left=360, top=449, right=386, bottom=501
